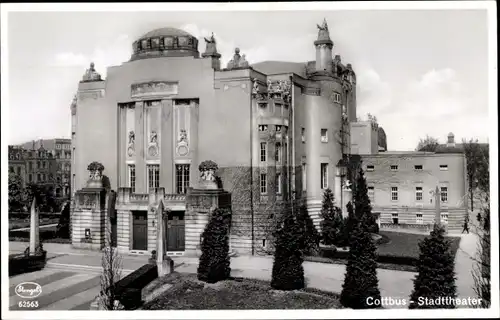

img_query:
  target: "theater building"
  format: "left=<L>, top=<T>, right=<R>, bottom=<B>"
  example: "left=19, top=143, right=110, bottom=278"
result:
left=70, top=20, right=467, bottom=256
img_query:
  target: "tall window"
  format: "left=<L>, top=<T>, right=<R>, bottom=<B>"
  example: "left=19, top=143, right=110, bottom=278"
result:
left=37, top=174, right=41, bottom=181
left=28, top=162, right=32, bottom=171
left=302, top=163, right=307, bottom=191
left=392, top=213, right=399, bottom=224
left=275, top=143, right=282, bottom=163
left=17, top=167, right=21, bottom=175
left=260, top=142, right=267, bottom=162
left=333, top=92, right=341, bottom=103
left=368, top=186, right=375, bottom=202
left=301, top=127, right=305, bottom=142
left=28, top=174, right=33, bottom=182
left=321, top=129, right=328, bottom=143
left=37, top=161, right=40, bottom=169
left=284, top=142, right=288, bottom=164
left=128, top=164, right=136, bottom=193
left=440, top=187, right=448, bottom=203
left=391, top=186, right=398, bottom=201
left=275, top=125, right=282, bottom=133
left=176, top=164, right=190, bottom=194
left=147, top=164, right=160, bottom=192
left=276, top=173, right=282, bottom=194
left=415, top=186, right=423, bottom=201
left=260, top=173, right=267, bottom=194
left=321, top=163, right=328, bottom=189
left=441, top=212, right=449, bottom=224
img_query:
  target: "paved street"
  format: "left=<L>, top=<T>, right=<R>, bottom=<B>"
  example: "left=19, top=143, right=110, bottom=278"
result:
left=9, top=235, right=478, bottom=310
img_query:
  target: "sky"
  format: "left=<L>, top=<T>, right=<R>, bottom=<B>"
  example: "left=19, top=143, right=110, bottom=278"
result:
left=4, top=7, right=492, bottom=151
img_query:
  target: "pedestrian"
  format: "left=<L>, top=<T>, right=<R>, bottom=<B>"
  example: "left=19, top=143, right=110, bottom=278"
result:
left=462, top=217, right=469, bottom=234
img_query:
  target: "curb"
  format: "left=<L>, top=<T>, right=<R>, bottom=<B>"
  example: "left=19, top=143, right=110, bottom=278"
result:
left=47, top=262, right=135, bottom=274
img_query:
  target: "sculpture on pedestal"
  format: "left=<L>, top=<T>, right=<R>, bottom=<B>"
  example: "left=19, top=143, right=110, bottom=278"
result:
left=226, top=48, right=249, bottom=70
left=81, top=62, right=102, bottom=82
left=87, top=161, right=105, bottom=188
left=198, top=160, right=219, bottom=190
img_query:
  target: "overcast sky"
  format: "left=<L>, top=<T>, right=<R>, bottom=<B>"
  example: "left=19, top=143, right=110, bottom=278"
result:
left=4, top=6, right=492, bottom=150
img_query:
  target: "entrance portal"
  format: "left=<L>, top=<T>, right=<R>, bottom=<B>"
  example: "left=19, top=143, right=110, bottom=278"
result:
left=166, top=210, right=185, bottom=252
left=132, top=211, right=148, bottom=251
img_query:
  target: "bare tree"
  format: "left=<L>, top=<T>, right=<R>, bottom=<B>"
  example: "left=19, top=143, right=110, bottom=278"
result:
left=97, top=216, right=123, bottom=310
left=416, top=135, right=440, bottom=152
left=462, top=138, right=489, bottom=212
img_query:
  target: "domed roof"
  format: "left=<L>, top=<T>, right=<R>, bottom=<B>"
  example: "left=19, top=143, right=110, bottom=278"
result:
left=137, top=27, right=194, bottom=41
left=130, top=27, right=200, bottom=61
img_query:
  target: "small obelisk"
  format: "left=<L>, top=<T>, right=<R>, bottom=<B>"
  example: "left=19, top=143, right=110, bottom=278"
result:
left=29, top=197, right=40, bottom=255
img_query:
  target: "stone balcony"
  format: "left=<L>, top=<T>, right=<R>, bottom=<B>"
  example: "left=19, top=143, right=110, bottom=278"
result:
left=115, top=187, right=186, bottom=211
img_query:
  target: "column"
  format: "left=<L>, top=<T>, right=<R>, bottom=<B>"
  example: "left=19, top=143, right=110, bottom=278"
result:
left=135, top=101, right=145, bottom=193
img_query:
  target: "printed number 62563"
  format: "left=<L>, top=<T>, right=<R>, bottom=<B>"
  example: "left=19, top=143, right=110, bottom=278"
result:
left=18, top=301, right=39, bottom=308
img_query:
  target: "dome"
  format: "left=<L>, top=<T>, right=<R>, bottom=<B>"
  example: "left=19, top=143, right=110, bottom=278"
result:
left=130, top=27, right=199, bottom=61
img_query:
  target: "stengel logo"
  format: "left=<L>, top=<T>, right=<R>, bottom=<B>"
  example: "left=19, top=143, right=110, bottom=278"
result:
left=15, top=282, right=42, bottom=299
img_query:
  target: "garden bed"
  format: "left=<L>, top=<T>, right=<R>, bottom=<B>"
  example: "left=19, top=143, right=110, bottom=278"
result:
left=143, top=273, right=343, bottom=310
left=9, top=251, right=47, bottom=276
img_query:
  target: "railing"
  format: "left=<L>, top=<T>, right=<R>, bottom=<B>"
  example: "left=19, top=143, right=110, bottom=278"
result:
left=130, top=193, right=149, bottom=202
left=164, top=194, right=186, bottom=202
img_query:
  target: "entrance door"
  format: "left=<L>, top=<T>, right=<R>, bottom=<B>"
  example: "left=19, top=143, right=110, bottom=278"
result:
left=132, top=211, right=148, bottom=251
left=166, top=211, right=185, bottom=252
left=110, top=213, right=118, bottom=247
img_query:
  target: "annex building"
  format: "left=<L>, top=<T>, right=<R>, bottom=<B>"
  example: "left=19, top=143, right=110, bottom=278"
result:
left=70, top=20, right=467, bottom=256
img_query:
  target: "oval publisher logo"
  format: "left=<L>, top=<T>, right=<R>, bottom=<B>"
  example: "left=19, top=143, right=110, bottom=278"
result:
left=15, top=282, right=42, bottom=299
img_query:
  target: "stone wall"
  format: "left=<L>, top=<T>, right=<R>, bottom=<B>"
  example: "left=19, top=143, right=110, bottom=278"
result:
left=71, top=188, right=107, bottom=250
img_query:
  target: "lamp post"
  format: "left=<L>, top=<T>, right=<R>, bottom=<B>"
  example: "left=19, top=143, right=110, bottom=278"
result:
left=336, top=158, right=348, bottom=216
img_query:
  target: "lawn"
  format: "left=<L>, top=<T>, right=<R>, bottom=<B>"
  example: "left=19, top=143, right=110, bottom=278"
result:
left=143, top=273, right=343, bottom=310
left=377, top=230, right=461, bottom=259
left=9, top=217, right=60, bottom=230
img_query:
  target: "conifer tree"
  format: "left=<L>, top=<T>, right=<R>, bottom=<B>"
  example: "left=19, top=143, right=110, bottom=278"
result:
left=296, top=204, right=320, bottom=255
left=353, top=168, right=378, bottom=234
left=340, top=203, right=381, bottom=308
left=320, top=188, right=344, bottom=246
left=271, top=210, right=305, bottom=290
left=409, top=224, right=457, bottom=309
left=197, top=208, right=231, bottom=283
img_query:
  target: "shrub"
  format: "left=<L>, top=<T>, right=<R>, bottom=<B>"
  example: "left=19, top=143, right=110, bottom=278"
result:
left=409, top=224, right=457, bottom=309
left=340, top=196, right=381, bottom=309
left=197, top=208, right=231, bottom=283
left=352, top=168, right=378, bottom=234
left=271, top=211, right=305, bottom=290
left=320, top=188, right=344, bottom=246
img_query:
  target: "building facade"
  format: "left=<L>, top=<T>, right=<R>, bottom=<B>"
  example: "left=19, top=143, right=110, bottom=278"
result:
left=70, top=20, right=467, bottom=255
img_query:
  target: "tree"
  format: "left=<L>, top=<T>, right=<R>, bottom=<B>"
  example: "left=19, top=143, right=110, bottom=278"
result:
left=409, top=224, right=457, bottom=309
left=320, top=188, right=344, bottom=246
left=472, top=199, right=490, bottom=308
left=271, top=210, right=305, bottom=290
left=353, top=167, right=378, bottom=234
left=340, top=203, right=381, bottom=309
left=296, top=203, right=320, bottom=256
left=97, top=222, right=123, bottom=310
left=416, top=135, right=439, bottom=152
left=8, top=172, right=24, bottom=211
left=462, top=139, right=489, bottom=211
left=197, top=208, right=231, bottom=283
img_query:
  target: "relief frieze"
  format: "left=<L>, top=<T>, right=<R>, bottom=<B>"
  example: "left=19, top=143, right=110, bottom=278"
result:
left=131, top=81, right=178, bottom=98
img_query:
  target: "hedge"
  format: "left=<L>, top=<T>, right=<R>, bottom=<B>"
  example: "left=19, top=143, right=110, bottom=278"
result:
left=9, top=228, right=69, bottom=241
left=110, top=264, right=158, bottom=310
left=9, top=251, right=47, bottom=276
left=319, top=247, right=418, bottom=267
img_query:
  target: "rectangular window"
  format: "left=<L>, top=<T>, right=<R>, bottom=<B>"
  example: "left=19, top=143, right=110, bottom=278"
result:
left=391, top=186, right=398, bottom=201
left=415, top=186, right=423, bottom=201
left=321, top=129, right=328, bottom=143
left=175, top=164, right=190, bottom=194
left=17, top=167, right=21, bottom=175
left=390, top=165, right=398, bottom=171
left=368, top=186, right=375, bottom=202
left=37, top=161, right=40, bottom=169
left=392, top=213, right=399, bottom=225
left=414, top=165, right=423, bottom=170
left=147, top=164, right=160, bottom=192
left=416, top=213, right=423, bottom=224
left=275, top=143, right=281, bottom=163
left=283, top=142, right=288, bottom=163
left=301, top=127, right=305, bottom=142
left=441, top=212, right=449, bottom=224
left=333, top=92, right=341, bottom=103
left=440, top=164, right=448, bottom=171
left=275, top=125, right=282, bottom=133
left=42, top=174, right=46, bottom=181
left=276, top=173, right=282, bottom=194
left=260, top=142, right=267, bottom=162
left=367, top=165, right=375, bottom=172
left=260, top=173, right=267, bottom=194
left=37, top=173, right=41, bottom=181
left=258, top=125, right=268, bottom=132
left=29, top=174, right=33, bottom=182
left=440, top=187, right=448, bottom=203
left=321, top=163, right=328, bottom=189
left=128, top=165, right=136, bottom=193
left=28, top=162, right=32, bottom=171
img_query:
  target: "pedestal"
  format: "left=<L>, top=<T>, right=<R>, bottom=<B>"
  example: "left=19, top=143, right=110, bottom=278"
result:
left=71, top=187, right=107, bottom=250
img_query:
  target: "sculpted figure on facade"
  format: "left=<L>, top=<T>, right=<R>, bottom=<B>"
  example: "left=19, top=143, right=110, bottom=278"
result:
left=127, top=131, right=135, bottom=156
left=226, top=48, right=249, bottom=70
left=252, top=78, right=259, bottom=95
left=148, top=130, right=159, bottom=157
left=179, top=129, right=188, bottom=143
left=198, top=160, right=218, bottom=185
left=81, top=62, right=102, bottom=82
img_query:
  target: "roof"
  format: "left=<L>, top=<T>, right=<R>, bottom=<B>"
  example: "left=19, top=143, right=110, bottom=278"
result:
left=251, top=61, right=307, bottom=77
left=434, top=143, right=489, bottom=154
left=137, top=27, right=194, bottom=41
